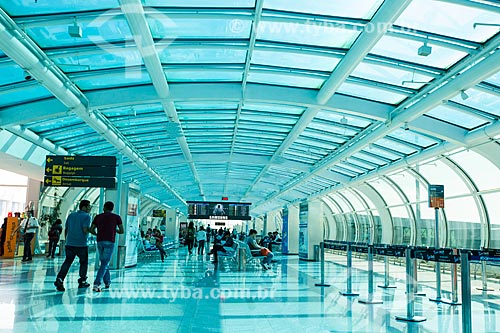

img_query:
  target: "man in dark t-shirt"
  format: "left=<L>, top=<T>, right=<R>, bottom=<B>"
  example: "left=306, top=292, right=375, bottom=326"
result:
left=90, top=201, right=124, bottom=292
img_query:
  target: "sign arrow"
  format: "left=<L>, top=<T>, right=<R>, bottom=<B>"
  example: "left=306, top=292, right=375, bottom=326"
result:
left=46, top=167, right=52, bottom=173
left=46, top=157, right=53, bottom=163
left=45, top=178, right=51, bottom=184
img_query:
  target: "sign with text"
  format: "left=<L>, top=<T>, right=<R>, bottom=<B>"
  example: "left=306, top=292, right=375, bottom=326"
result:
left=152, top=210, right=166, bottom=218
left=187, top=201, right=251, bottom=220
left=2, top=217, right=19, bottom=258
left=429, top=184, right=444, bottom=208
left=44, top=155, right=117, bottom=188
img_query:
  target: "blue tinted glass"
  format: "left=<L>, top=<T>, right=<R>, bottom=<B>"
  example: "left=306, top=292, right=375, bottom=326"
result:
left=425, top=105, right=489, bottom=130
left=166, top=70, right=242, bottom=82
left=389, top=129, right=439, bottom=148
left=252, top=50, right=340, bottom=72
left=0, top=85, right=54, bottom=107
left=72, top=71, right=151, bottom=90
left=148, top=17, right=252, bottom=39
left=450, top=89, right=500, bottom=118
left=338, top=82, right=408, bottom=105
left=160, top=47, right=247, bottom=64
left=0, top=0, right=119, bottom=15
left=248, top=72, right=324, bottom=89
left=264, top=0, right=382, bottom=19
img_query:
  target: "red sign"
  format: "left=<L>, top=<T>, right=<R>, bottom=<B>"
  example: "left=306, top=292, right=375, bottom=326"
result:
left=222, top=197, right=228, bottom=201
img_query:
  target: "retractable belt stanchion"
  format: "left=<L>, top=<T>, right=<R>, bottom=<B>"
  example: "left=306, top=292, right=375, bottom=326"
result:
left=430, top=207, right=443, bottom=303
left=315, top=242, right=331, bottom=287
left=340, top=243, right=359, bottom=297
left=396, top=247, right=426, bottom=322
left=378, top=256, right=396, bottom=289
left=442, top=248, right=461, bottom=306
left=359, top=245, right=383, bottom=304
left=461, top=250, right=472, bottom=333
left=413, top=259, right=426, bottom=296
left=478, top=261, right=493, bottom=291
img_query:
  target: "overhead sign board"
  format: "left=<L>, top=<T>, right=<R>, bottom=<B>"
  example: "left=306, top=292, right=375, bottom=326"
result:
left=45, top=165, right=116, bottom=177
left=46, top=155, right=116, bottom=167
left=44, top=176, right=116, bottom=188
left=152, top=210, right=166, bottom=217
left=429, top=184, right=445, bottom=209
left=44, top=155, right=117, bottom=189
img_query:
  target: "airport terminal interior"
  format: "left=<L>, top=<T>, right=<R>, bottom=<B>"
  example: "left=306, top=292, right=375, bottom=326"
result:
left=1, top=0, right=500, bottom=332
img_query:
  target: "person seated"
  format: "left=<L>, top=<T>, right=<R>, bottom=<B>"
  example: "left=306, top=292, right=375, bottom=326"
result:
left=246, top=229, right=273, bottom=270
left=209, top=231, right=235, bottom=263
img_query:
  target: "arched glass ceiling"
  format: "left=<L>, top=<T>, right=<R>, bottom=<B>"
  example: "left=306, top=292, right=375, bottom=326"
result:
left=0, top=0, right=499, bottom=215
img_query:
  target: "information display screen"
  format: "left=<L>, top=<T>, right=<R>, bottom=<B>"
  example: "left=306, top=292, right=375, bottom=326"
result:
left=187, top=201, right=251, bottom=220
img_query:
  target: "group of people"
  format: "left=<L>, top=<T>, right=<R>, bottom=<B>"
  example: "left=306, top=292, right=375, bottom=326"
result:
left=181, top=223, right=278, bottom=271
left=53, top=200, right=124, bottom=293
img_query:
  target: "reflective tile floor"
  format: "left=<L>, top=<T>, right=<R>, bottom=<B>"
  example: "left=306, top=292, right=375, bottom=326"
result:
left=1, top=247, right=500, bottom=333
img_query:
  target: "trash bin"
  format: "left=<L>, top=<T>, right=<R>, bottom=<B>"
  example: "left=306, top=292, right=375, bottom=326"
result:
left=314, top=245, right=320, bottom=262
left=238, top=247, right=246, bottom=271
left=59, top=240, right=65, bottom=256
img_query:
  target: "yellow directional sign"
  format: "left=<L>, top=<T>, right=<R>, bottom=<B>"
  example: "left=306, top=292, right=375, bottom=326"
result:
left=52, top=176, right=62, bottom=185
left=44, top=176, right=116, bottom=188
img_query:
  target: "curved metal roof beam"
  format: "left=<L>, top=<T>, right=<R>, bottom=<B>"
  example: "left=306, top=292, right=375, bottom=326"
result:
left=0, top=8, right=186, bottom=206
left=242, top=0, right=412, bottom=201
left=119, top=0, right=205, bottom=201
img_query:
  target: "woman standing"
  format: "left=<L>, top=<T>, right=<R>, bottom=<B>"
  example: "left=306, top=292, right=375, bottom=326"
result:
left=186, top=222, right=196, bottom=255
left=154, top=230, right=167, bottom=262
left=47, top=219, right=63, bottom=258
left=197, top=226, right=206, bottom=255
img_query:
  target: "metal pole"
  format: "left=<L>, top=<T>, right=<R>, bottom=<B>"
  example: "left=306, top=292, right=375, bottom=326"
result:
left=378, top=256, right=396, bottom=289
left=430, top=208, right=442, bottom=303
left=413, top=257, right=426, bottom=296
left=359, top=245, right=383, bottom=304
left=340, top=244, right=359, bottom=297
left=316, top=242, right=331, bottom=287
left=396, top=248, right=426, bottom=322
left=477, top=261, right=493, bottom=291
left=442, top=249, right=461, bottom=305
left=461, top=251, right=472, bottom=333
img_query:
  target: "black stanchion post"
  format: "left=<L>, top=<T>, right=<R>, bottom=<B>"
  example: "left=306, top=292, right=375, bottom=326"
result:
left=461, top=250, right=472, bottom=333
left=340, top=243, right=359, bottom=297
left=378, top=255, right=396, bottom=289
left=396, top=247, right=426, bottom=322
left=359, top=245, right=383, bottom=304
left=315, top=241, right=331, bottom=287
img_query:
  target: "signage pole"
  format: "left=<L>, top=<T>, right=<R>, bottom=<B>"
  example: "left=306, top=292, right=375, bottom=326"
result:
left=430, top=207, right=442, bottom=303
left=442, top=249, right=461, bottom=305
left=477, top=259, right=493, bottom=291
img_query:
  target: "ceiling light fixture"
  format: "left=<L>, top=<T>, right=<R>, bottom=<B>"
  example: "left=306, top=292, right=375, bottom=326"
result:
left=418, top=38, right=432, bottom=57
left=23, top=69, right=32, bottom=80
left=68, top=17, right=82, bottom=38
left=460, top=90, right=469, bottom=100
left=340, top=116, right=348, bottom=125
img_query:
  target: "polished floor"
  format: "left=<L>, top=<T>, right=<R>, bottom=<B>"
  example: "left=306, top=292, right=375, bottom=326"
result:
left=1, top=247, right=500, bottom=333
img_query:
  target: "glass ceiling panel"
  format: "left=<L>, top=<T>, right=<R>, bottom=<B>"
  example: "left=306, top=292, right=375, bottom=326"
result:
left=264, top=0, right=382, bottom=19
left=0, top=0, right=119, bottom=16
left=145, top=0, right=255, bottom=7
left=167, top=69, right=242, bottom=83
left=0, top=62, right=24, bottom=86
left=252, top=50, right=340, bottom=72
left=243, top=103, right=305, bottom=115
left=450, top=89, right=500, bottom=118
left=160, top=48, right=247, bottom=64
left=315, top=110, right=373, bottom=128
left=371, top=35, right=468, bottom=69
left=389, top=129, right=439, bottom=148
left=375, top=138, right=417, bottom=155
left=337, top=82, right=408, bottom=105
left=148, top=17, right=252, bottom=39
left=24, top=16, right=132, bottom=49
left=50, top=49, right=143, bottom=72
left=346, top=157, right=376, bottom=171
left=248, top=72, right=324, bottom=89
left=176, top=102, right=239, bottom=110
left=308, top=121, right=358, bottom=137
left=72, top=71, right=151, bottom=90
left=365, top=146, right=401, bottom=161
left=395, top=0, right=500, bottom=43
left=486, top=72, right=500, bottom=86
left=351, top=62, right=434, bottom=89
left=0, top=85, right=54, bottom=108
left=258, top=19, right=360, bottom=48
left=425, top=105, right=489, bottom=130
left=301, top=130, right=346, bottom=144
left=27, top=117, right=83, bottom=133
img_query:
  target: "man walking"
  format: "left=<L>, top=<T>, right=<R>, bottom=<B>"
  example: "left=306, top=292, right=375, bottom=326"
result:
left=89, top=201, right=123, bottom=292
left=54, top=200, right=92, bottom=291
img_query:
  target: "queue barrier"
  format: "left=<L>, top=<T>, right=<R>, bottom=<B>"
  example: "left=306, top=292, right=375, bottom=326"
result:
left=319, top=240, right=500, bottom=331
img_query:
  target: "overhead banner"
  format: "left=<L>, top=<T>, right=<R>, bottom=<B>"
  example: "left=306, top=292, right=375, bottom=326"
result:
left=187, top=201, right=251, bottom=220
left=125, top=189, right=140, bottom=268
left=282, top=207, right=289, bottom=254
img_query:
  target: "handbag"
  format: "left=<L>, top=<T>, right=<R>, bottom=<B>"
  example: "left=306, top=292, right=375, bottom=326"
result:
left=260, top=247, right=270, bottom=256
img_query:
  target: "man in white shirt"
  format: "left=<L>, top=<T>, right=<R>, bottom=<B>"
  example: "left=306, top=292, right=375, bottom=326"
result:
left=12, top=210, right=40, bottom=262
left=197, top=226, right=207, bottom=255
